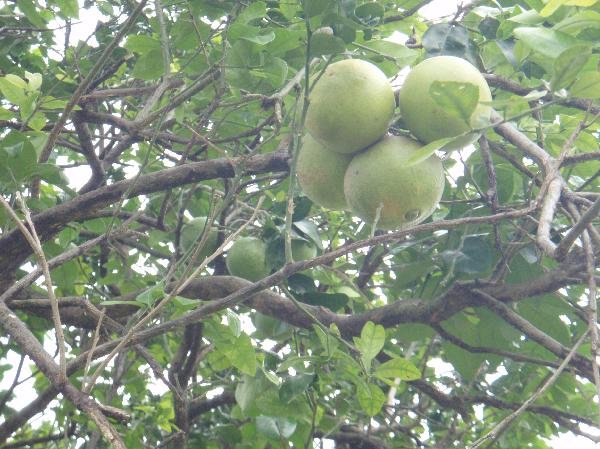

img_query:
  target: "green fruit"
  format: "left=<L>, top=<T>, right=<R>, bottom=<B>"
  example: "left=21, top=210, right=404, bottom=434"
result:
left=398, top=55, right=492, bottom=149
left=292, top=239, right=317, bottom=261
left=305, top=59, right=395, bottom=154
left=180, top=217, right=219, bottom=259
left=344, top=135, right=445, bottom=229
left=296, top=134, right=353, bottom=209
left=226, top=237, right=269, bottom=281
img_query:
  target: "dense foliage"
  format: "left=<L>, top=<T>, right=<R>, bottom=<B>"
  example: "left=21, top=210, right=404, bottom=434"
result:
left=0, top=1, right=599, bottom=448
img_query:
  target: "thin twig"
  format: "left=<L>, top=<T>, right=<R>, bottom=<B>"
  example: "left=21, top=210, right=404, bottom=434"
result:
left=468, top=329, right=589, bottom=449
left=555, top=197, right=600, bottom=260
left=34, top=0, right=149, bottom=196
left=582, top=230, right=600, bottom=422
left=0, top=302, right=127, bottom=448
left=84, top=197, right=265, bottom=392
left=479, top=136, right=502, bottom=251
left=82, top=309, right=106, bottom=394
left=0, top=195, right=67, bottom=380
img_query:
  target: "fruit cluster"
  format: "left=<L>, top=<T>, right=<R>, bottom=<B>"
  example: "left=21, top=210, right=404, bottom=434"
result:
left=298, top=56, right=492, bottom=229
left=188, top=57, right=492, bottom=281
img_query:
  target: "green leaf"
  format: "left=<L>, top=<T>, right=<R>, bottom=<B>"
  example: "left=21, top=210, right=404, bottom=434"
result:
left=356, top=382, right=385, bottom=416
left=422, top=23, right=476, bottom=61
left=235, top=373, right=272, bottom=415
left=255, top=416, right=297, bottom=439
left=361, top=40, right=418, bottom=67
left=570, top=71, right=600, bottom=98
left=240, top=31, right=276, bottom=46
left=517, top=295, right=573, bottom=345
left=132, top=49, right=166, bottom=80
left=321, top=12, right=358, bottom=43
left=171, top=296, right=199, bottom=310
left=16, top=0, right=47, bottom=28
left=472, top=164, right=517, bottom=203
left=40, top=96, right=69, bottom=109
left=135, top=282, right=165, bottom=308
left=279, top=2, right=298, bottom=19
left=554, top=10, right=600, bottom=33
left=314, top=324, right=339, bottom=356
left=24, top=72, right=42, bottom=91
left=236, top=1, right=267, bottom=23
left=405, top=137, right=457, bottom=167
left=375, top=357, right=421, bottom=381
left=441, top=341, right=485, bottom=380
left=354, top=321, right=385, bottom=371
left=0, top=77, right=27, bottom=105
left=293, top=219, right=322, bottom=250
left=50, top=260, right=79, bottom=294
left=227, top=333, right=257, bottom=376
left=394, top=323, right=435, bottom=343
left=513, top=27, right=581, bottom=59
left=354, top=2, right=385, bottom=26
left=429, top=81, right=479, bottom=125
left=287, top=273, right=316, bottom=294
left=442, top=235, right=494, bottom=275
left=124, top=35, right=161, bottom=54
left=551, top=45, right=591, bottom=91
left=304, top=0, right=331, bottom=17
left=0, top=138, right=38, bottom=185
left=540, top=0, right=599, bottom=17
left=28, top=112, right=46, bottom=131
left=226, top=310, right=242, bottom=337
left=0, top=108, right=14, bottom=120
left=259, top=56, right=288, bottom=88
left=309, top=32, right=345, bottom=57
left=4, top=73, right=27, bottom=90
left=55, top=0, right=79, bottom=18
left=297, top=292, right=348, bottom=311
left=279, top=373, right=315, bottom=403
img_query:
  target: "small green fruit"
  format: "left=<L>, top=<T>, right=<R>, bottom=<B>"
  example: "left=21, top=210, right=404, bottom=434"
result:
left=226, top=237, right=269, bottom=281
left=305, top=59, right=395, bottom=154
left=296, top=134, right=353, bottom=209
left=180, top=217, right=219, bottom=259
left=398, top=55, right=492, bottom=149
left=344, top=135, right=445, bottom=229
left=291, top=239, right=318, bottom=261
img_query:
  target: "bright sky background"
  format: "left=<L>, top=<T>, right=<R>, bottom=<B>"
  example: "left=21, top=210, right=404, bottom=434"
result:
left=1, top=1, right=598, bottom=448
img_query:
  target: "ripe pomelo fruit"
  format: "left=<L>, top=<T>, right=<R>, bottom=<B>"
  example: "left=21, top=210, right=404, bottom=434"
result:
left=180, top=217, right=219, bottom=259
left=226, top=237, right=269, bottom=281
left=296, top=134, right=353, bottom=209
left=305, top=59, right=395, bottom=154
left=344, top=135, right=445, bottom=229
left=398, top=55, right=492, bottom=149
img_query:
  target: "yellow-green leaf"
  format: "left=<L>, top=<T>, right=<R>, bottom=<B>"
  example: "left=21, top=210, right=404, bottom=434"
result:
left=541, top=0, right=598, bottom=17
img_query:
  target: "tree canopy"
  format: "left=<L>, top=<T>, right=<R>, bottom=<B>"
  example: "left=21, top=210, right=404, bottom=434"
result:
left=0, top=0, right=599, bottom=448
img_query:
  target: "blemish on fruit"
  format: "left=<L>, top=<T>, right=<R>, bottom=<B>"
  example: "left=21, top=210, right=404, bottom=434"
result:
left=405, top=209, right=421, bottom=221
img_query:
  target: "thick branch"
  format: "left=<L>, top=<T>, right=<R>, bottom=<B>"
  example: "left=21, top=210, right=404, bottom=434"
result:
left=0, top=303, right=126, bottom=448
left=0, top=150, right=290, bottom=278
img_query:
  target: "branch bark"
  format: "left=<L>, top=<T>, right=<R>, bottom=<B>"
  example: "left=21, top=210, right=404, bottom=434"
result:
left=0, top=150, right=290, bottom=280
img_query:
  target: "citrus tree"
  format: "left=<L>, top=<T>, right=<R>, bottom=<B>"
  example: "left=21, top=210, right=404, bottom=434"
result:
left=0, top=1, right=599, bottom=448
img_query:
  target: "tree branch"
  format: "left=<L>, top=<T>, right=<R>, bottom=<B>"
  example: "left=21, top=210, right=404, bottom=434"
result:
left=0, top=150, right=290, bottom=278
